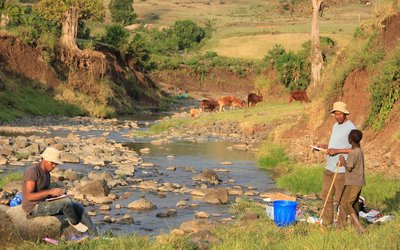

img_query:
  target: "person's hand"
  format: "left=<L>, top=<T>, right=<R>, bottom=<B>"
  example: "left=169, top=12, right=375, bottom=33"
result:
left=339, top=155, right=345, bottom=165
left=327, top=148, right=338, bottom=156
left=50, top=188, right=65, bottom=197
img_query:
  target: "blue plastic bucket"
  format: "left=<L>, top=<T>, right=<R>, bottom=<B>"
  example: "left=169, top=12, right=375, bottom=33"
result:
left=273, top=200, right=297, bottom=227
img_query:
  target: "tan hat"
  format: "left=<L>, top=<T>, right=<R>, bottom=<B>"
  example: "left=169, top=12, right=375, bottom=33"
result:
left=331, top=101, right=350, bottom=115
left=40, top=147, right=63, bottom=164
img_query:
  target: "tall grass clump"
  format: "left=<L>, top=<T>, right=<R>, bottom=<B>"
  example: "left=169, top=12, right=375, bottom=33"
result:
left=256, top=142, right=289, bottom=170
left=55, top=85, right=115, bottom=118
left=364, top=45, right=400, bottom=130
left=275, top=165, right=323, bottom=194
left=0, top=172, right=23, bottom=188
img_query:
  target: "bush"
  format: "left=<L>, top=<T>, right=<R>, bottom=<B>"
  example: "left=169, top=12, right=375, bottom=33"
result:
left=109, top=0, right=136, bottom=25
left=275, top=51, right=310, bottom=90
left=172, top=19, right=206, bottom=50
left=102, top=25, right=129, bottom=51
left=127, top=34, right=152, bottom=71
left=263, top=44, right=286, bottom=67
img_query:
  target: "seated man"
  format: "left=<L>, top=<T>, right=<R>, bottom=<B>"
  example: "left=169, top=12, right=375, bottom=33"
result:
left=22, top=147, right=97, bottom=236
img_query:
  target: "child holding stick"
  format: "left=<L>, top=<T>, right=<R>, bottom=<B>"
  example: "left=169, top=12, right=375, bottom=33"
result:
left=338, top=129, right=366, bottom=233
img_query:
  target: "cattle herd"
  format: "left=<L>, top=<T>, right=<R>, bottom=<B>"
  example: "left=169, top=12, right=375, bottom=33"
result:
left=190, top=90, right=309, bottom=118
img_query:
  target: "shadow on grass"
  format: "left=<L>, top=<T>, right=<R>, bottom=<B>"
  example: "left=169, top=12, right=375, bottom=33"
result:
left=384, top=191, right=400, bottom=213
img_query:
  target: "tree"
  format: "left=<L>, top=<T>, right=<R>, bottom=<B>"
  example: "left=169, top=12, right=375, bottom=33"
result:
left=36, top=0, right=104, bottom=49
left=310, top=0, right=323, bottom=87
left=172, top=20, right=205, bottom=50
left=109, top=0, right=136, bottom=25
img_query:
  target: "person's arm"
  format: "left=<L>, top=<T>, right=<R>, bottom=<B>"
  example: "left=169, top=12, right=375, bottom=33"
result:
left=326, top=147, right=352, bottom=156
left=339, top=155, right=354, bottom=172
left=24, top=180, right=65, bottom=202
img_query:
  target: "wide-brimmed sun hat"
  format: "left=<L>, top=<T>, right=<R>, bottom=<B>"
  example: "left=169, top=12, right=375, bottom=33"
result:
left=331, top=101, right=350, bottom=115
left=40, top=147, right=63, bottom=164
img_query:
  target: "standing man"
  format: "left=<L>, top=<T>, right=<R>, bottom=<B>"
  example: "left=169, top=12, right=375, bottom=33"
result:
left=317, top=101, right=356, bottom=225
left=22, top=147, right=97, bottom=236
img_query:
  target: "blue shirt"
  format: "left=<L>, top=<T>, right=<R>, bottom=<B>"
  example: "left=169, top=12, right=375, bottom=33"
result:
left=326, top=120, right=356, bottom=173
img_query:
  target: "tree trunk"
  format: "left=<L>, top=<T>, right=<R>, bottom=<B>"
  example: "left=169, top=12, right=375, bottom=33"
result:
left=60, top=7, right=79, bottom=50
left=311, top=0, right=323, bottom=87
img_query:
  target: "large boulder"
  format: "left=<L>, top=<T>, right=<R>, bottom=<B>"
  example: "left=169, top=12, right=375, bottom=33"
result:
left=4, top=205, right=64, bottom=241
left=15, top=136, right=29, bottom=148
left=0, top=156, right=8, bottom=165
left=204, top=188, right=229, bottom=204
left=193, top=169, right=220, bottom=185
left=60, top=153, right=80, bottom=163
left=127, top=198, right=156, bottom=211
left=80, top=179, right=110, bottom=197
left=88, top=171, right=113, bottom=181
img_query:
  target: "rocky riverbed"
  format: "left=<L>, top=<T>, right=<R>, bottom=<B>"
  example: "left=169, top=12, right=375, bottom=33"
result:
left=0, top=114, right=292, bottom=237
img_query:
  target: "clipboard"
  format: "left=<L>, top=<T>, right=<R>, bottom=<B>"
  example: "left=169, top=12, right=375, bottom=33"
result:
left=310, top=145, right=327, bottom=153
left=45, top=194, right=68, bottom=201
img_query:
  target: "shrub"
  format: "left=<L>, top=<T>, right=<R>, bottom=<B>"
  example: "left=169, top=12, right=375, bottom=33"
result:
left=171, top=19, right=206, bottom=50
left=275, top=51, right=309, bottom=90
left=102, top=25, right=129, bottom=51
left=127, top=33, right=152, bottom=71
left=263, top=44, right=286, bottom=67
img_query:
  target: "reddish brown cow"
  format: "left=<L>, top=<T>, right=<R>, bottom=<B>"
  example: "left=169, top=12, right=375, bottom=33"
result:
left=217, top=96, right=245, bottom=111
left=200, top=99, right=218, bottom=112
left=247, top=93, right=263, bottom=107
left=289, top=90, right=310, bottom=103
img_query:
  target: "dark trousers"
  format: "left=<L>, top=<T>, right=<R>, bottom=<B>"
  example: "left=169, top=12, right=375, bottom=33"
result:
left=32, top=197, right=97, bottom=235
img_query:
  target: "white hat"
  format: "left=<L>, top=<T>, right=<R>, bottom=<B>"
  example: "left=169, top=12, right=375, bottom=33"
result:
left=40, top=147, right=63, bottom=164
left=331, top=101, right=350, bottom=115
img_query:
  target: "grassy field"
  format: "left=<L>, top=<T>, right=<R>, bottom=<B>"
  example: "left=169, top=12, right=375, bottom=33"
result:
left=130, top=0, right=374, bottom=59
left=148, top=100, right=306, bottom=134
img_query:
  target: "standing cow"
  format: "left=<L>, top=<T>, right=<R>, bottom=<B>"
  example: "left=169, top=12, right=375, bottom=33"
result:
left=199, top=99, right=219, bottom=112
left=247, top=93, right=263, bottom=107
left=217, top=96, right=245, bottom=111
left=289, top=90, right=310, bottom=103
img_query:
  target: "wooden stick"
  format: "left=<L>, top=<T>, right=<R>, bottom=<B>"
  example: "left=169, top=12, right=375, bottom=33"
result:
left=319, top=162, right=340, bottom=224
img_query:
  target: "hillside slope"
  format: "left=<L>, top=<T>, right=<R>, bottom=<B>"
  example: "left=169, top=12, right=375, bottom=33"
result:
left=0, top=33, right=163, bottom=120
left=279, top=13, right=400, bottom=175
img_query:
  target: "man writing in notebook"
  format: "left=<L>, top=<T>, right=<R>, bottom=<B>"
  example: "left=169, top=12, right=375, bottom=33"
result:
left=22, top=147, right=97, bottom=236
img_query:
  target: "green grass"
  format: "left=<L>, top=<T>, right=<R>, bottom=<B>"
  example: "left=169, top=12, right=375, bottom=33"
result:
left=276, top=164, right=324, bottom=194
left=145, top=100, right=304, bottom=135
left=256, top=142, right=289, bottom=170
left=0, top=172, right=23, bottom=189
left=0, top=75, right=84, bottom=122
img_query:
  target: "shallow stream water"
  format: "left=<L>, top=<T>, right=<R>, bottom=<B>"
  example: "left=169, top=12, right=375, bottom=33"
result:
left=1, top=111, right=274, bottom=236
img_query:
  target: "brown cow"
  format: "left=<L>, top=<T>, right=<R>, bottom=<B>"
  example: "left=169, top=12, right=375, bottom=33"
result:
left=217, top=96, right=245, bottom=111
left=289, top=90, right=310, bottom=103
left=200, top=99, right=218, bottom=112
left=247, top=93, right=263, bottom=107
